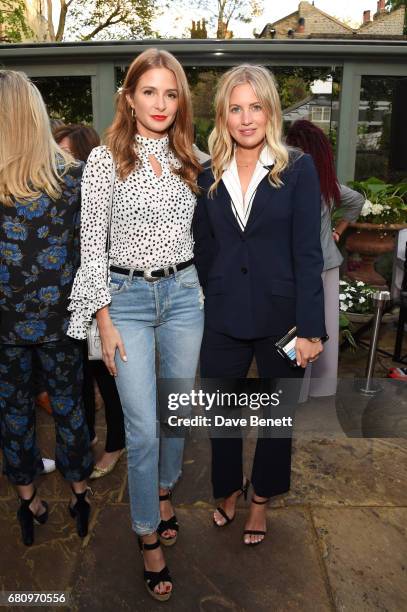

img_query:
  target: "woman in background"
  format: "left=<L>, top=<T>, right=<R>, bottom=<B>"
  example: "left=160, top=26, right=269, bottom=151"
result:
left=0, top=71, right=93, bottom=546
left=54, top=123, right=126, bottom=478
left=286, top=119, right=364, bottom=398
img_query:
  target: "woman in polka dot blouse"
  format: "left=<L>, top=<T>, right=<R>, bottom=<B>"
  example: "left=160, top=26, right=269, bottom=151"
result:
left=68, top=49, right=204, bottom=601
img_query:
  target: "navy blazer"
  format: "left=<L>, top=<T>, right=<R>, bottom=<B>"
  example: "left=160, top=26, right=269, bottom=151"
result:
left=193, top=152, right=326, bottom=340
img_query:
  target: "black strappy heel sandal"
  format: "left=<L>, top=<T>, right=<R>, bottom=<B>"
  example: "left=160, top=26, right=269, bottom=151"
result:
left=138, top=537, right=173, bottom=602
left=17, top=488, right=49, bottom=547
left=213, top=478, right=250, bottom=527
left=157, top=491, right=179, bottom=547
left=243, top=496, right=270, bottom=546
left=68, top=487, right=91, bottom=538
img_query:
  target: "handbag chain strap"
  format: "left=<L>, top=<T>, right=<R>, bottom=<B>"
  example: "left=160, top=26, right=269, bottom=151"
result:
left=105, top=156, right=116, bottom=283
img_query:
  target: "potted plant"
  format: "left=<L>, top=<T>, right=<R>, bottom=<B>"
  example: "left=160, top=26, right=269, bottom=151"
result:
left=339, top=278, right=397, bottom=324
left=339, top=279, right=376, bottom=323
left=345, top=178, right=407, bottom=288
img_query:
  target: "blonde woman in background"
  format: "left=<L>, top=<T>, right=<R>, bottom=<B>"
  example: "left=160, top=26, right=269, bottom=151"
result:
left=0, top=71, right=93, bottom=547
left=193, top=65, right=326, bottom=546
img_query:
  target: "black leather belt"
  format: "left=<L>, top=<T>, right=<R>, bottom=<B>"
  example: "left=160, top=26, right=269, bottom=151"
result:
left=110, top=259, right=193, bottom=282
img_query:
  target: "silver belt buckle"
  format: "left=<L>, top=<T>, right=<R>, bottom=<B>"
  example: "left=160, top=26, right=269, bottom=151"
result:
left=143, top=268, right=158, bottom=282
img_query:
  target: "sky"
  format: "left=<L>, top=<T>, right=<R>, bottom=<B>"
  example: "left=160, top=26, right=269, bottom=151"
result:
left=153, top=0, right=380, bottom=38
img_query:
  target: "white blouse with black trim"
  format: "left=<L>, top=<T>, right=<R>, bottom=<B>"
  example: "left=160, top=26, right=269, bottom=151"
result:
left=67, top=134, right=196, bottom=339
left=222, top=145, right=275, bottom=231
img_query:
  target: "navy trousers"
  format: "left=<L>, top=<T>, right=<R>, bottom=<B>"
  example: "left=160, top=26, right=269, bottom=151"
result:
left=200, top=327, right=304, bottom=499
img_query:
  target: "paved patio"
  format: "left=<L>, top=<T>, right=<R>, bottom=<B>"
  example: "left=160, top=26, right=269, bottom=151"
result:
left=1, top=323, right=406, bottom=611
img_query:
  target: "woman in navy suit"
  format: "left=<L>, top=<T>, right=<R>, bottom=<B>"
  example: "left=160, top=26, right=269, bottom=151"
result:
left=193, top=65, right=326, bottom=545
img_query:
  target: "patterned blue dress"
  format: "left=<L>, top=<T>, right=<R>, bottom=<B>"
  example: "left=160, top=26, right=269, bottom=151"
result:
left=0, top=159, right=93, bottom=485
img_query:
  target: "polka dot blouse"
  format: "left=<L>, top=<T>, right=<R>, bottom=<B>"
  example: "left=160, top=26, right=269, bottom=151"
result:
left=67, top=135, right=196, bottom=339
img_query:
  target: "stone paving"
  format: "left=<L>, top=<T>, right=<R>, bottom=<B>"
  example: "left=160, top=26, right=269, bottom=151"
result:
left=1, top=323, right=407, bottom=612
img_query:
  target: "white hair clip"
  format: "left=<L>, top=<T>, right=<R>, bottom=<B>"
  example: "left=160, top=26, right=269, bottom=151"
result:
left=117, top=86, right=123, bottom=94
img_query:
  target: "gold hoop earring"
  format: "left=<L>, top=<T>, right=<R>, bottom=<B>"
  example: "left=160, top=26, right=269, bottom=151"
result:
left=131, top=107, right=136, bottom=120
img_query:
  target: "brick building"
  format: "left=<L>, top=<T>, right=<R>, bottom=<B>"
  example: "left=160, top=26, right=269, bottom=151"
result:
left=359, top=0, right=405, bottom=36
left=257, top=0, right=406, bottom=39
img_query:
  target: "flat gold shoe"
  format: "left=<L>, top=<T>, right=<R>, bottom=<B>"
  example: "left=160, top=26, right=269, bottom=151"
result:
left=89, top=449, right=125, bottom=479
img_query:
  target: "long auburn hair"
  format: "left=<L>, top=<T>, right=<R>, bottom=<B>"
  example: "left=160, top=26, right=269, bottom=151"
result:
left=208, top=64, right=289, bottom=195
left=0, top=70, right=74, bottom=207
left=285, top=119, right=340, bottom=208
left=105, top=48, right=200, bottom=192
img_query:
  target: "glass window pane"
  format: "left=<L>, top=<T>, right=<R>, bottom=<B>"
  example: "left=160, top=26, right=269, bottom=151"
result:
left=356, top=76, right=407, bottom=183
left=32, top=76, right=93, bottom=124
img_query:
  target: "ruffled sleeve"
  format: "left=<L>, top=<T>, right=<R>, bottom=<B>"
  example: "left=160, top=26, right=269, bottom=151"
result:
left=67, top=146, right=114, bottom=340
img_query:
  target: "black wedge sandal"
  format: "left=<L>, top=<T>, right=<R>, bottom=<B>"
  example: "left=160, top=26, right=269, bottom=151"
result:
left=17, top=488, right=49, bottom=547
left=213, top=478, right=250, bottom=527
left=69, top=486, right=91, bottom=538
left=157, top=491, right=179, bottom=547
left=138, top=537, right=173, bottom=602
left=243, top=496, right=270, bottom=546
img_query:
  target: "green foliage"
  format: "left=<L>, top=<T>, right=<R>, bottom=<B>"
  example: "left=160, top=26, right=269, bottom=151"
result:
left=339, top=312, right=357, bottom=349
left=349, top=177, right=407, bottom=224
left=57, top=0, right=159, bottom=41
left=0, top=0, right=33, bottom=42
left=277, top=75, right=310, bottom=110
left=32, top=76, right=93, bottom=124
left=195, top=117, right=214, bottom=153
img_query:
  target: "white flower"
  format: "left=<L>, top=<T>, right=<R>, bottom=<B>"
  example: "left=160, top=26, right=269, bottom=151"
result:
left=372, top=203, right=384, bottom=215
left=348, top=301, right=353, bottom=308
left=339, top=280, right=347, bottom=286
left=361, top=199, right=373, bottom=216
left=356, top=281, right=365, bottom=287
left=340, top=304, right=348, bottom=311
left=346, top=293, right=353, bottom=298
left=339, top=293, right=346, bottom=301
left=359, top=297, right=366, bottom=303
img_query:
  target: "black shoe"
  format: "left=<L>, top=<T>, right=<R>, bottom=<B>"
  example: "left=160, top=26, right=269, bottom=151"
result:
left=213, top=478, right=250, bottom=527
left=69, top=487, right=91, bottom=538
left=138, top=537, right=173, bottom=602
left=157, top=491, right=179, bottom=547
left=243, top=496, right=270, bottom=546
left=17, top=488, right=49, bottom=547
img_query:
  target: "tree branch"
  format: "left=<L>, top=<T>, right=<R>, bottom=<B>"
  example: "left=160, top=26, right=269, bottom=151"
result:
left=55, top=0, right=68, bottom=41
left=46, top=0, right=56, bottom=40
left=81, top=5, right=123, bottom=40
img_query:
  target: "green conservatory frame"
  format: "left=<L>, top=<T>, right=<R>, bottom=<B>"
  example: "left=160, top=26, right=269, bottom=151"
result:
left=1, top=38, right=407, bottom=182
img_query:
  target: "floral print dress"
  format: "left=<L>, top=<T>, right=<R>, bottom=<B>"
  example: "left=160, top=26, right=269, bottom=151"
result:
left=0, top=161, right=83, bottom=344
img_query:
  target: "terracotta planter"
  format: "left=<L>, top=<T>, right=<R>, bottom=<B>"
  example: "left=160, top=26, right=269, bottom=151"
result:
left=345, top=222, right=407, bottom=289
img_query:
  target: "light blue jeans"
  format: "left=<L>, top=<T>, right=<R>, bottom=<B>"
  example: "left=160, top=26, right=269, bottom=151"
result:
left=108, top=264, right=204, bottom=535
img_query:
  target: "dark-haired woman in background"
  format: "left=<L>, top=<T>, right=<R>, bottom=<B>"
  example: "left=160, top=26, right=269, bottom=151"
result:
left=54, top=124, right=126, bottom=479
left=286, top=119, right=364, bottom=398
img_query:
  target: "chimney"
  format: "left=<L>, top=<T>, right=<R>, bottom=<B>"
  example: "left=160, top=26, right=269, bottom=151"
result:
left=297, top=17, right=305, bottom=33
left=377, top=0, right=386, bottom=13
left=363, top=10, right=371, bottom=24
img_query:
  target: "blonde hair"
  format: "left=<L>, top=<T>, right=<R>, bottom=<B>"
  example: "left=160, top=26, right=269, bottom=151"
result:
left=105, top=48, right=201, bottom=192
left=0, top=70, right=75, bottom=207
left=208, top=64, right=289, bottom=195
